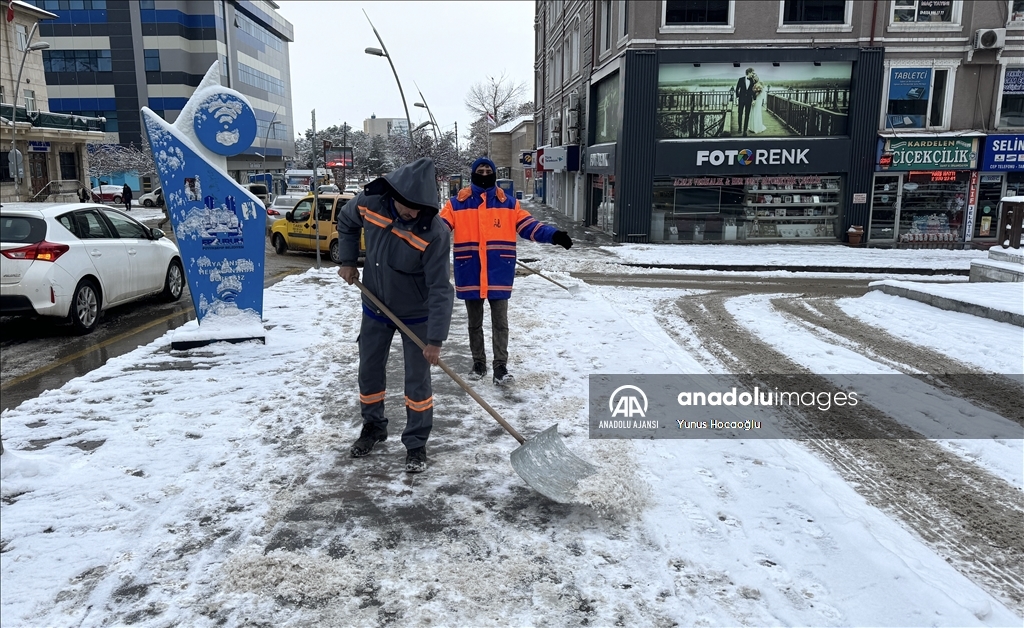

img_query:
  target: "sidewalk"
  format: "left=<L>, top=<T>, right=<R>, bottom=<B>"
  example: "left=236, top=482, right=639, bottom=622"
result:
left=520, top=197, right=1023, bottom=327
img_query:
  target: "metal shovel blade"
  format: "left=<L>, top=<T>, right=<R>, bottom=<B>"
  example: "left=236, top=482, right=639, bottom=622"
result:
left=509, top=425, right=598, bottom=503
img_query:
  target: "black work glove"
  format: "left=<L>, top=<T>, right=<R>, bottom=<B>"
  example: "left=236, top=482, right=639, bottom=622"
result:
left=552, top=230, right=573, bottom=250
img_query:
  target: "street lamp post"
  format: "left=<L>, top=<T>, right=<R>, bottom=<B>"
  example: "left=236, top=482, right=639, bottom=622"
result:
left=362, top=10, right=414, bottom=147
left=10, top=22, right=49, bottom=192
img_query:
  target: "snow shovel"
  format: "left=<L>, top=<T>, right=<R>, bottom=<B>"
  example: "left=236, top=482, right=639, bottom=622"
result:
left=515, top=260, right=575, bottom=293
left=352, top=278, right=597, bottom=503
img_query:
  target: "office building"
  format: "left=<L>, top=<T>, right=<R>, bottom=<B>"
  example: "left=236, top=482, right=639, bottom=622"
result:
left=26, top=0, right=295, bottom=187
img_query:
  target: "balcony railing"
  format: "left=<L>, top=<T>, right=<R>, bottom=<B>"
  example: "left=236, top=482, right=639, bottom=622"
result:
left=0, top=104, right=105, bottom=133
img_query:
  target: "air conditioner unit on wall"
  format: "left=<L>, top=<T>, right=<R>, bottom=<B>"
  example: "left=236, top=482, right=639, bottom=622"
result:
left=974, top=28, right=1006, bottom=50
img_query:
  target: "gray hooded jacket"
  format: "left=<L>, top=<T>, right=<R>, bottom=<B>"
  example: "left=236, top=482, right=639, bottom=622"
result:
left=337, top=157, right=454, bottom=346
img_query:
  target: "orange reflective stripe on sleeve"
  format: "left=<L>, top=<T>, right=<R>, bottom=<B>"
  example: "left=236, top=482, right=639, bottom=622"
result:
left=360, top=391, right=386, bottom=404
left=405, top=396, right=433, bottom=412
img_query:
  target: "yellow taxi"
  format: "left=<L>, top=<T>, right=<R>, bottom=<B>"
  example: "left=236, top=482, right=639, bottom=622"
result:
left=269, top=193, right=364, bottom=263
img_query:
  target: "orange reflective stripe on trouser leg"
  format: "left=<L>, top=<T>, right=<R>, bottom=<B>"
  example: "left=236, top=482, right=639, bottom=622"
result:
left=405, top=395, right=433, bottom=412
left=360, top=390, right=386, bottom=405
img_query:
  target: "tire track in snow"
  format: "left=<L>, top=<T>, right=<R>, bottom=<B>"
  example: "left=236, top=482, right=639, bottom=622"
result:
left=669, top=294, right=1024, bottom=615
left=770, top=296, right=1023, bottom=427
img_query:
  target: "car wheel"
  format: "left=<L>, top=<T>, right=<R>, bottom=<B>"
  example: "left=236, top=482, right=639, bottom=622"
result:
left=330, top=239, right=342, bottom=264
left=143, top=199, right=155, bottom=207
left=113, top=195, right=122, bottom=204
left=161, top=258, right=184, bottom=302
left=68, top=279, right=100, bottom=334
left=273, top=233, right=287, bottom=255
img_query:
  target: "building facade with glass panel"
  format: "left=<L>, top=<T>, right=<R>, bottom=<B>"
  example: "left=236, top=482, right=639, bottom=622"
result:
left=26, top=0, right=294, bottom=188
left=535, top=0, right=1022, bottom=247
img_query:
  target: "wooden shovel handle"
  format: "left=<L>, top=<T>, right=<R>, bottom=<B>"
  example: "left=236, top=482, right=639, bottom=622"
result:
left=516, top=260, right=570, bottom=291
left=352, top=278, right=526, bottom=444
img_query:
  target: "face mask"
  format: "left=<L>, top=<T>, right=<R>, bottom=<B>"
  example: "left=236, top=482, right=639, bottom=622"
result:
left=472, top=172, right=496, bottom=189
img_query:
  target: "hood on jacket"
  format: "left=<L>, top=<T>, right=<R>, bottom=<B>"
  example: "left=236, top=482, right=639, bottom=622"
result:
left=365, top=157, right=439, bottom=230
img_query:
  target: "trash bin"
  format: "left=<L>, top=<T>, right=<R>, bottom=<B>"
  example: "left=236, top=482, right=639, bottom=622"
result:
left=516, top=191, right=523, bottom=200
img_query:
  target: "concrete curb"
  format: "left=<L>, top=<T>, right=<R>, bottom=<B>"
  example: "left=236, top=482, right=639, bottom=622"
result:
left=870, top=284, right=1024, bottom=327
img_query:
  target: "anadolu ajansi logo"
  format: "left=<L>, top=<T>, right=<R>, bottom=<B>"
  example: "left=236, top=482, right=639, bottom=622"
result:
left=609, top=385, right=648, bottom=418
left=193, top=92, right=258, bottom=156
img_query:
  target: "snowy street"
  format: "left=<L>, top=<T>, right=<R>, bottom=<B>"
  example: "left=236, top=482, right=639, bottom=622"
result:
left=1, top=239, right=1022, bottom=627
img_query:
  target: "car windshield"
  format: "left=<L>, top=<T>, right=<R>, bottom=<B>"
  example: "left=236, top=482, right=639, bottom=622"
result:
left=272, top=196, right=300, bottom=208
left=249, top=184, right=268, bottom=195
left=0, top=216, right=46, bottom=244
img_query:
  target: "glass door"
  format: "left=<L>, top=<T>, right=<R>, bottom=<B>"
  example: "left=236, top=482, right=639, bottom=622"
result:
left=974, top=174, right=1003, bottom=241
left=870, top=174, right=901, bottom=242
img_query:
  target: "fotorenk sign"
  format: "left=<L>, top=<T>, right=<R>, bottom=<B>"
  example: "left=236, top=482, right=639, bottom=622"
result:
left=656, top=138, right=850, bottom=176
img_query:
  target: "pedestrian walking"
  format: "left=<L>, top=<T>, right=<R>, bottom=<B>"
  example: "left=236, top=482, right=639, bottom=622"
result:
left=336, top=157, right=454, bottom=474
left=439, top=157, right=573, bottom=386
left=121, top=183, right=133, bottom=211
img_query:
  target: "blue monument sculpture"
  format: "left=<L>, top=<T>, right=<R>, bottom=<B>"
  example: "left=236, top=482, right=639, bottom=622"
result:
left=141, top=62, right=266, bottom=349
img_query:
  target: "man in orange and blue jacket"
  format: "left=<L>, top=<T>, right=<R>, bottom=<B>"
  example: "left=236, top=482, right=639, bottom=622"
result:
left=440, top=157, right=572, bottom=385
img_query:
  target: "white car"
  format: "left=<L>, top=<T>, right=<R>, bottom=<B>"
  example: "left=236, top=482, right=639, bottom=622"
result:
left=266, top=194, right=304, bottom=233
left=344, top=184, right=362, bottom=195
left=1, top=204, right=184, bottom=334
left=90, top=184, right=126, bottom=204
left=139, top=187, right=163, bottom=207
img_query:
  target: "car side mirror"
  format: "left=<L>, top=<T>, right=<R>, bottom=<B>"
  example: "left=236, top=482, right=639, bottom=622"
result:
left=286, top=211, right=294, bottom=221
left=151, top=228, right=165, bottom=240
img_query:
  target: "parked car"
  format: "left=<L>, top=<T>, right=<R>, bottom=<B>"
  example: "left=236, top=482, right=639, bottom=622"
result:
left=266, top=194, right=305, bottom=233
left=318, top=184, right=340, bottom=194
left=0, top=204, right=184, bottom=334
left=243, top=183, right=270, bottom=206
left=269, top=192, right=363, bottom=263
left=90, top=184, right=125, bottom=204
left=344, top=184, right=362, bottom=195
left=139, top=187, right=163, bottom=207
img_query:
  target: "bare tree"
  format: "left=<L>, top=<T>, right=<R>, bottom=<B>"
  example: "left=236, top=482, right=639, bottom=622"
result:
left=464, top=71, right=527, bottom=126
left=87, top=143, right=155, bottom=184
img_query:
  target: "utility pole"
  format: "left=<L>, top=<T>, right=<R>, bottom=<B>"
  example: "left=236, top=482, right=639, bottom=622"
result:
left=342, top=122, right=348, bottom=188
left=311, top=109, right=321, bottom=270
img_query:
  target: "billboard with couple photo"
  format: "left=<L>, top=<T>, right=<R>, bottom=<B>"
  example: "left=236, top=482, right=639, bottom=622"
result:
left=656, top=62, right=853, bottom=140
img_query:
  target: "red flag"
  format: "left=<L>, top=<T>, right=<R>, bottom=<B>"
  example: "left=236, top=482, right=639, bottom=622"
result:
left=6, top=3, right=15, bottom=23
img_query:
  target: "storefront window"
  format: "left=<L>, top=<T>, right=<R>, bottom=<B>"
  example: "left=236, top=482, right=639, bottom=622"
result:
left=897, top=170, right=968, bottom=242
left=653, top=174, right=842, bottom=242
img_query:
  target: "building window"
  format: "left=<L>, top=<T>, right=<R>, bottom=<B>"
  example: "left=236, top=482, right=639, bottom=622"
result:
left=16, top=24, right=28, bottom=52
left=24, top=89, right=36, bottom=113
left=140, top=0, right=155, bottom=8
left=783, top=0, right=846, bottom=23
left=885, top=67, right=950, bottom=130
left=59, top=152, right=78, bottom=181
left=665, top=0, right=730, bottom=25
left=43, top=50, right=112, bottom=73
left=999, top=67, right=1024, bottom=127
left=618, top=0, right=629, bottom=38
left=571, top=23, right=580, bottom=75
left=40, top=0, right=106, bottom=8
left=556, top=44, right=564, bottom=86
left=238, top=63, right=285, bottom=95
left=235, top=11, right=283, bottom=52
left=1013, top=0, right=1024, bottom=23
left=891, top=0, right=958, bottom=24
left=144, top=49, right=160, bottom=72
left=0, top=85, right=4, bottom=104
left=601, top=0, right=612, bottom=52
left=0, top=152, right=12, bottom=183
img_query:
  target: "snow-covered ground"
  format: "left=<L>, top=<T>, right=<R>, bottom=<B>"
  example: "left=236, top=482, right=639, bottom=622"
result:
left=1, top=239, right=1022, bottom=627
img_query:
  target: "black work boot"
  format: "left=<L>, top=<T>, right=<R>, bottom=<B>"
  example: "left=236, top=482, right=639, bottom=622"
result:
left=493, top=363, right=515, bottom=386
left=350, top=423, right=387, bottom=458
left=468, top=361, right=487, bottom=380
left=405, top=446, right=427, bottom=473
